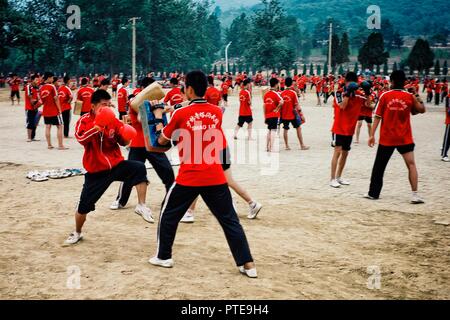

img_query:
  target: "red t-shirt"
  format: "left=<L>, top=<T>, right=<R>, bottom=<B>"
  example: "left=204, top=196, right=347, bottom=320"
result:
left=162, top=100, right=227, bottom=187
left=375, top=90, right=415, bottom=146
left=359, top=90, right=375, bottom=117
left=9, top=78, right=21, bottom=91
left=164, top=87, right=184, bottom=106
left=117, top=87, right=128, bottom=113
left=40, top=84, right=60, bottom=117
left=263, top=90, right=282, bottom=119
left=58, top=85, right=72, bottom=112
left=239, top=89, right=252, bottom=116
left=111, top=79, right=121, bottom=89
left=280, top=89, right=298, bottom=120
left=204, top=87, right=222, bottom=106
left=77, top=86, right=95, bottom=113
left=221, top=83, right=229, bottom=95
left=332, top=93, right=365, bottom=136
left=128, top=105, right=145, bottom=148
left=132, top=88, right=142, bottom=96
left=25, top=84, right=39, bottom=111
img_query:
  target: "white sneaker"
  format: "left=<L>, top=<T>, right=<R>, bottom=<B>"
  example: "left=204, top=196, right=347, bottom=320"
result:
left=148, top=256, right=174, bottom=268
left=442, top=156, right=450, bottom=162
left=239, top=266, right=258, bottom=278
left=135, top=204, right=155, bottom=223
left=329, top=179, right=341, bottom=188
left=411, top=194, right=425, bottom=204
left=180, top=210, right=195, bottom=223
left=248, top=202, right=262, bottom=219
left=363, top=194, right=377, bottom=200
left=110, top=200, right=124, bottom=210
left=64, top=232, right=83, bottom=245
left=337, top=178, right=350, bottom=186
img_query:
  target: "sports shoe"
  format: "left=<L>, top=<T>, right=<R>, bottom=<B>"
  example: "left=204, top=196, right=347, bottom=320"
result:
left=148, top=256, right=174, bottom=268
left=64, top=232, right=83, bottom=245
left=337, top=178, right=350, bottom=185
left=442, top=156, right=450, bottom=162
left=329, top=179, right=341, bottom=188
left=248, top=202, right=262, bottom=219
left=135, top=204, right=155, bottom=223
left=411, top=194, right=425, bottom=204
left=363, top=194, right=377, bottom=200
left=239, top=266, right=258, bottom=278
left=180, top=210, right=195, bottom=223
left=110, top=200, right=124, bottom=210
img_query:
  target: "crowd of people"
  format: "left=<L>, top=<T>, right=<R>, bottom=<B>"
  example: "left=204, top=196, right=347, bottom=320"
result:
left=2, top=67, right=449, bottom=278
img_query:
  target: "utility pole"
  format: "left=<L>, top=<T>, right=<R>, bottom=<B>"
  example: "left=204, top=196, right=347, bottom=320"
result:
left=328, top=22, right=333, bottom=75
left=129, top=17, right=141, bottom=88
left=225, top=42, right=232, bottom=73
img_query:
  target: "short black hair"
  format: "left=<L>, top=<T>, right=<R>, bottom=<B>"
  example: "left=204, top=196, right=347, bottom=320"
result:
left=345, top=72, right=358, bottom=82
left=140, top=76, right=155, bottom=89
left=101, top=78, right=110, bottom=86
left=269, top=77, right=279, bottom=88
left=43, top=72, right=54, bottom=81
left=63, top=76, right=70, bottom=84
left=285, top=77, right=293, bottom=87
left=91, top=89, right=111, bottom=105
left=390, top=70, right=406, bottom=88
left=170, top=77, right=179, bottom=85
left=243, top=78, right=252, bottom=86
left=81, top=78, right=88, bottom=86
left=207, top=76, right=214, bottom=85
left=31, top=74, right=39, bottom=81
left=185, top=70, right=207, bottom=97
left=122, top=77, right=128, bottom=84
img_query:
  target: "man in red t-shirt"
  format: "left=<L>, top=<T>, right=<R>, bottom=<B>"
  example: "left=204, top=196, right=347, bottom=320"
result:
left=64, top=89, right=151, bottom=245
left=9, top=74, right=21, bottom=105
left=24, top=74, right=41, bottom=141
left=40, top=72, right=67, bottom=150
left=264, top=78, right=284, bottom=152
left=111, top=74, right=121, bottom=98
left=355, top=82, right=376, bottom=144
left=234, top=79, right=253, bottom=140
left=147, top=71, right=257, bottom=278
left=110, top=77, right=175, bottom=213
left=117, top=77, right=129, bottom=119
left=58, top=76, right=73, bottom=138
left=366, top=70, right=426, bottom=203
left=330, top=72, right=366, bottom=188
left=164, top=77, right=185, bottom=107
left=280, top=77, right=309, bottom=151
left=204, top=76, right=222, bottom=107
left=77, top=78, right=95, bottom=115
left=442, top=92, right=450, bottom=162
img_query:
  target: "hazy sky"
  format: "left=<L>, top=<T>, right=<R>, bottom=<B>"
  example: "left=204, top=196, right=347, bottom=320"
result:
left=213, top=0, right=259, bottom=11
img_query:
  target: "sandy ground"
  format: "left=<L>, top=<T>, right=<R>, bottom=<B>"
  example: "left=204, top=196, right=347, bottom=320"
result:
left=0, top=86, right=449, bottom=300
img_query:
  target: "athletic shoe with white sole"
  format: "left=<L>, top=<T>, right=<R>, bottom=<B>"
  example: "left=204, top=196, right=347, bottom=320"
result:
left=148, top=257, right=174, bottom=268
left=180, top=210, right=195, bottom=223
left=337, top=178, right=350, bottom=186
left=248, top=202, right=262, bottom=219
left=110, top=200, right=124, bottom=210
left=135, top=204, right=155, bottom=223
left=442, top=156, right=450, bottom=162
left=329, top=179, right=341, bottom=188
left=239, top=266, right=258, bottom=278
left=64, top=232, right=83, bottom=245
left=363, top=194, right=377, bottom=200
left=411, top=194, right=425, bottom=204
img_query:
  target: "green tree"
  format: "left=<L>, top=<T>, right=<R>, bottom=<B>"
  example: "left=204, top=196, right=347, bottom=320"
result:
left=317, top=64, right=321, bottom=75
left=443, top=60, right=448, bottom=75
left=331, top=34, right=340, bottom=68
left=220, top=64, right=224, bottom=74
left=383, top=62, right=389, bottom=75
left=310, top=63, right=314, bottom=75
left=358, top=33, right=390, bottom=70
left=339, top=33, right=350, bottom=64
left=338, top=65, right=344, bottom=75
left=225, top=13, right=250, bottom=58
left=406, top=39, right=435, bottom=73
left=392, top=32, right=404, bottom=49
left=323, top=63, right=328, bottom=75
left=354, top=62, right=359, bottom=73
left=381, top=18, right=395, bottom=50
left=393, top=62, right=398, bottom=71
left=213, top=64, right=217, bottom=74
left=303, top=64, right=307, bottom=75
left=434, top=60, right=441, bottom=75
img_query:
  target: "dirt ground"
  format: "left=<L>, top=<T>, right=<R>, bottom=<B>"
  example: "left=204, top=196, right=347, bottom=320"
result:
left=0, top=85, right=449, bottom=299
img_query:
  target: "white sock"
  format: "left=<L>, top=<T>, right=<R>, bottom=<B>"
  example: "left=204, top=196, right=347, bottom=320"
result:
left=248, top=201, right=256, bottom=207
